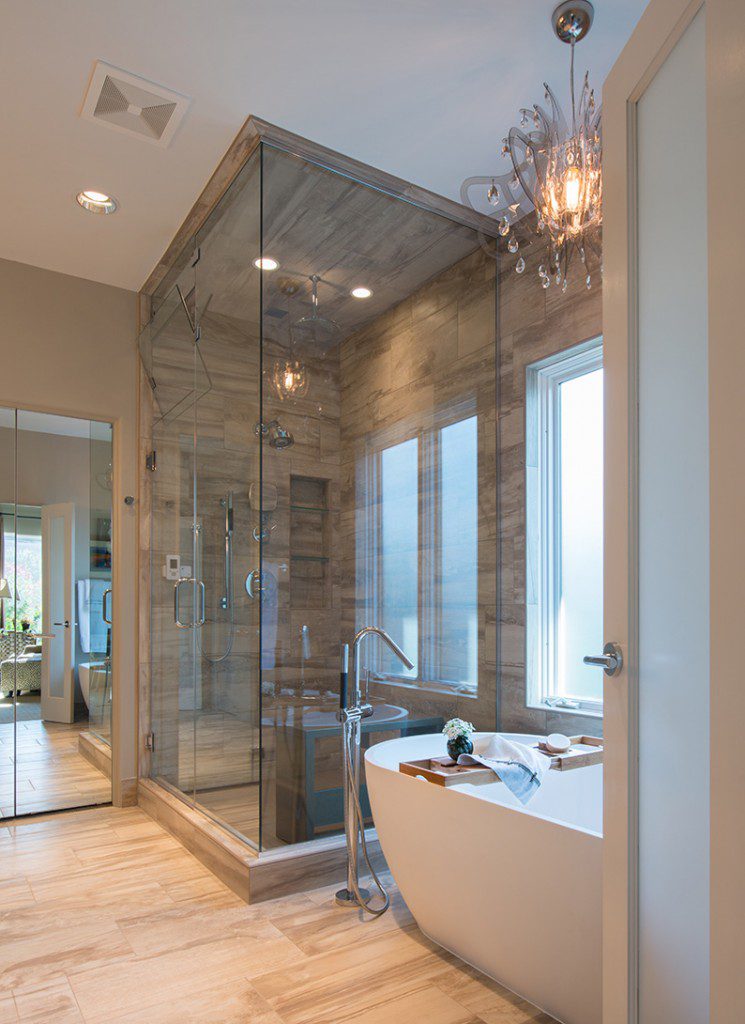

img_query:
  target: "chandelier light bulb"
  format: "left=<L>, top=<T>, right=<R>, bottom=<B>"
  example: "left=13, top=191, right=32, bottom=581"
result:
left=563, top=164, right=582, bottom=214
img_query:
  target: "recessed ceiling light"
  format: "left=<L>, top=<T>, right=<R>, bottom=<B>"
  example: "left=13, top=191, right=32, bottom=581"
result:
left=76, top=190, right=118, bottom=214
left=351, top=286, right=373, bottom=299
left=254, top=257, right=279, bottom=271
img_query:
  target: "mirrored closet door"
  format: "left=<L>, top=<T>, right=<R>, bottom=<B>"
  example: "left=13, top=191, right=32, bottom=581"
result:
left=0, top=407, right=113, bottom=818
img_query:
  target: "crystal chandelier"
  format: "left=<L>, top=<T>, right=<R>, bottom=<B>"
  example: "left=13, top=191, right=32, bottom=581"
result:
left=463, top=1, right=602, bottom=292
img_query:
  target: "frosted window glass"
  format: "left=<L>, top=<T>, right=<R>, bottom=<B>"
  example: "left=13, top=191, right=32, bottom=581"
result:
left=380, top=438, right=418, bottom=677
left=558, top=368, right=604, bottom=700
left=439, top=416, right=478, bottom=686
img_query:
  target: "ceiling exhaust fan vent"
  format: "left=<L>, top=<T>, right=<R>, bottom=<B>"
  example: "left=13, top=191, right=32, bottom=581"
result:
left=80, top=61, right=190, bottom=147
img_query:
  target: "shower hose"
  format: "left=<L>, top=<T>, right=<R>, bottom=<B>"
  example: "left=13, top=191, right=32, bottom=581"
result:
left=342, top=719, right=390, bottom=917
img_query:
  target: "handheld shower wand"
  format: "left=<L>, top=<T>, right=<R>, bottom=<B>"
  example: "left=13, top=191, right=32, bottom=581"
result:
left=336, top=627, right=414, bottom=916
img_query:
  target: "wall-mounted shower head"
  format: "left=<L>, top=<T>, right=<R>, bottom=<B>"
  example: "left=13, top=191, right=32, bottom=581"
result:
left=254, top=419, right=295, bottom=450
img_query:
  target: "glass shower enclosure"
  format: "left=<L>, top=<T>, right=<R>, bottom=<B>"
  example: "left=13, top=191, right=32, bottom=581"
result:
left=141, top=137, right=498, bottom=853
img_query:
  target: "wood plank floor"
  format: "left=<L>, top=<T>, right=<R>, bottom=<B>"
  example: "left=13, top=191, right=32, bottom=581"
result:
left=0, top=717, right=111, bottom=819
left=0, top=806, right=555, bottom=1023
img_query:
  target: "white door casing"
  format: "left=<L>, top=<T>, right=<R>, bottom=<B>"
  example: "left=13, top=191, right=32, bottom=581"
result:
left=41, top=502, right=75, bottom=724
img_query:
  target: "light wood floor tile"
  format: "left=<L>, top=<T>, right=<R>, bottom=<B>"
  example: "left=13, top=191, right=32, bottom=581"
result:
left=69, top=930, right=303, bottom=1022
left=0, top=807, right=556, bottom=1024
left=335, top=986, right=480, bottom=1024
left=104, top=979, right=283, bottom=1024
left=11, top=977, right=84, bottom=1022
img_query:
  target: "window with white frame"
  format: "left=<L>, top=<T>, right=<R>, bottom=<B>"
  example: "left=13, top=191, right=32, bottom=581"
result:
left=359, top=403, right=479, bottom=693
left=525, top=338, right=604, bottom=714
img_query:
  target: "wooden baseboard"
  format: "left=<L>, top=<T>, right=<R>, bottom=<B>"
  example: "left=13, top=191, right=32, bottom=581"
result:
left=77, top=731, right=112, bottom=779
left=137, top=778, right=387, bottom=903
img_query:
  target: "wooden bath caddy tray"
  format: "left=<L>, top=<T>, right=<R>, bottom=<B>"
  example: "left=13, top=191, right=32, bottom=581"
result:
left=399, top=736, right=603, bottom=788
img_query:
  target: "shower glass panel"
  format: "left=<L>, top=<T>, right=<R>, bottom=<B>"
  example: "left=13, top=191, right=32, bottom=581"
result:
left=192, top=153, right=261, bottom=847
left=145, top=150, right=262, bottom=849
left=145, top=259, right=199, bottom=801
left=146, top=138, right=498, bottom=852
left=258, top=144, right=497, bottom=850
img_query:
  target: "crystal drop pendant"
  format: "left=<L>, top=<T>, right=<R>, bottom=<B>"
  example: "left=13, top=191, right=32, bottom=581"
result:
left=487, top=181, right=500, bottom=206
left=562, top=278, right=568, bottom=293
left=510, top=174, right=520, bottom=191
left=520, top=112, right=528, bottom=127
left=508, top=235, right=519, bottom=254
left=499, top=216, right=510, bottom=237
left=586, top=274, right=592, bottom=289
left=541, top=274, right=551, bottom=290
left=516, top=257, right=526, bottom=274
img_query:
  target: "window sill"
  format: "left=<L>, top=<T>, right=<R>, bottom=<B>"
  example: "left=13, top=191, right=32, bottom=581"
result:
left=526, top=700, right=603, bottom=720
left=372, top=675, right=478, bottom=699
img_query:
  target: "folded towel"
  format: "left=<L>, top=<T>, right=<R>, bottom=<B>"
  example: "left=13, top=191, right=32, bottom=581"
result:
left=457, top=735, right=550, bottom=805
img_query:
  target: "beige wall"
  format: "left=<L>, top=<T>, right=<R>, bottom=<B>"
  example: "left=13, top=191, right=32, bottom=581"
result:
left=0, top=257, right=138, bottom=804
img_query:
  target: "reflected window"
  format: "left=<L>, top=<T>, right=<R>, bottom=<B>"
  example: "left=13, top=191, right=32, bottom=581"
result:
left=525, top=339, right=603, bottom=713
left=1, top=507, right=42, bottom=633
left=362, top=406, right=479, bottom=692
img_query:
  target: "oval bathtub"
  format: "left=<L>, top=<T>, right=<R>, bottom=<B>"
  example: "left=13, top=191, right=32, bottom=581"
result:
left=365, top=732, right=602, bottom=1024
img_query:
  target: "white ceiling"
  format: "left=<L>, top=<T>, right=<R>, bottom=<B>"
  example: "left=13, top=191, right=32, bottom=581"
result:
left=1, top=0, right=647, bottom=293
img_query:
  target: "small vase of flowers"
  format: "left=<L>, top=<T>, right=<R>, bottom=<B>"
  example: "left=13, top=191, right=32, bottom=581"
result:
left=443, top=718, right=475, bottom=762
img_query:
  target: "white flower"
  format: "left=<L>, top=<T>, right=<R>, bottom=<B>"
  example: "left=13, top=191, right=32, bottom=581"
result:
left=442, top=718, right=475, bottom=740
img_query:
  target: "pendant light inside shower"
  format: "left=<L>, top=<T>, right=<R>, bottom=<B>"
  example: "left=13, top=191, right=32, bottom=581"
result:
left=271, top=355, right=308, bottom=402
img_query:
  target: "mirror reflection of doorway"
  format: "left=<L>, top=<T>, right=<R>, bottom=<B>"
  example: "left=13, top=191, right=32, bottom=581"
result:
left=0, top=408, right=113, bottom=818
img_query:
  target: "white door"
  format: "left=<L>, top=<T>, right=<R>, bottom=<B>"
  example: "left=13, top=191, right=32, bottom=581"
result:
left=603, top=0, right=745, bottom=1020
left=41, top=502, right=75, bottom=723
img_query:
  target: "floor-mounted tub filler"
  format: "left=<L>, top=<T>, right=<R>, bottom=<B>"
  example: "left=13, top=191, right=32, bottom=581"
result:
left=366, top=732, right=602, bottom=1024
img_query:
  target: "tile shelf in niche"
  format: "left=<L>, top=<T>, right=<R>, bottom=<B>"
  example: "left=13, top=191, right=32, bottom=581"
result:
left=286, top=504, right=333, bottom=513
left=290, top=554, right=330, bottom=563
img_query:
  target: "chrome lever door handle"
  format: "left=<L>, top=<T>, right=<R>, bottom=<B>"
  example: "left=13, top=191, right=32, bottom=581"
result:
left=583, top=642, right=623, bottom=677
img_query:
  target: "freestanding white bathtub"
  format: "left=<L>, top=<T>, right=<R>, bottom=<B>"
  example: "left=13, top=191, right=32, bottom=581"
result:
left=366, top=732, right=602, bottom=1024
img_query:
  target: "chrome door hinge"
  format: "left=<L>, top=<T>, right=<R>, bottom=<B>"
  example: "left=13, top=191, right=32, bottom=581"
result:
left=145, top=732, right=155, bottom=752
left=146, top=450, right=157, bottom=472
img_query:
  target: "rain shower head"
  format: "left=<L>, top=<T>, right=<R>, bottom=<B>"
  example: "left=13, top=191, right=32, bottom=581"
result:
left=291, top=275, right=340, bottom=355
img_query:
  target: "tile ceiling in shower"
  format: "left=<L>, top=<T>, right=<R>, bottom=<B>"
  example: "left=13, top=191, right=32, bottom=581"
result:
left=197, top=146, right=482, bottom=341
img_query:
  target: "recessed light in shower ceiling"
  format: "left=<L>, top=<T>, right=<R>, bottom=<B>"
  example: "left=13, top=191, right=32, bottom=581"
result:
left=76, top=190, right=118, bottom=214
left=254, top=257, right=279, bottom=271
left=350, top=286, right=373, bottom=299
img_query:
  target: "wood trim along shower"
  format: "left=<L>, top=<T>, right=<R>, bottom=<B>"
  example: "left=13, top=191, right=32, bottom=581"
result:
left=138, top=115, right=500, bottom=301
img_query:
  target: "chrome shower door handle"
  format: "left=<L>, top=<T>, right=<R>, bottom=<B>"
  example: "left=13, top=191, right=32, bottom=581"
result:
left=102, top=588, right=112, bottom=625
left=174, top=578, right=197, bottom=629
left=583, top=642, right=623, bottom=677
left=195, top=580, right=206, bottom=627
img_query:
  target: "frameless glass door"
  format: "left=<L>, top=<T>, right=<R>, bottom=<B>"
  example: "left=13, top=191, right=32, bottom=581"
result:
left=192, top=153, right=262, bottom=848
